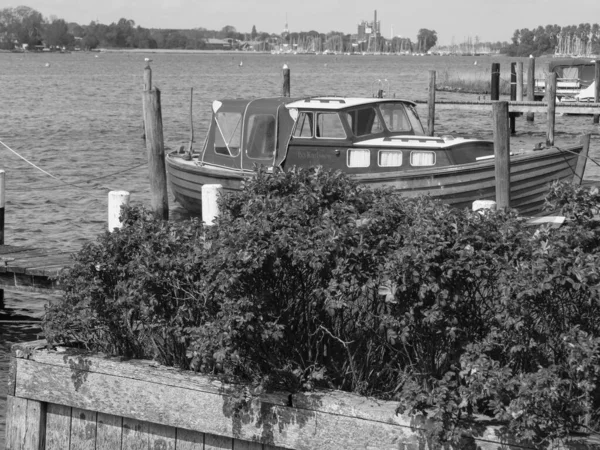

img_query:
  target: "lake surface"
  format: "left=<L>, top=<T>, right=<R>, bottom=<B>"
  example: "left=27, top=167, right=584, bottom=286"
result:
left=0, top=51, right=599, bottom=448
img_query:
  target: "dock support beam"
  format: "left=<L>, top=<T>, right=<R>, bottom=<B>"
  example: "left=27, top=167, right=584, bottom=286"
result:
left=428, top=70, right=436, bottom=136
left=546, top=72, right=557, bottom=147
left=492, top=101, right=511, bottom=210
left=527, top=56, right=535, bottom=122
left=594, top=61, right=600, bottom=124
left=142, top=64, right=169, bottom=221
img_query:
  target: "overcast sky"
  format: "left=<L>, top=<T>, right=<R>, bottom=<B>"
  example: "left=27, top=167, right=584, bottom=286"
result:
left=8, top=0, right=600, bottom=44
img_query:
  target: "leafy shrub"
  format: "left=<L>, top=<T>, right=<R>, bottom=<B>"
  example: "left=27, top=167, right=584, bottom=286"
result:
left=44, top=207, right=209, bottom=368
left=44, top=170, right=600, bottom=446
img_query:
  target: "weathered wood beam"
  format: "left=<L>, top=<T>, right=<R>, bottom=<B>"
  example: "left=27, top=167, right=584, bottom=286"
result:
left=415, top=99, right=600, bottom=114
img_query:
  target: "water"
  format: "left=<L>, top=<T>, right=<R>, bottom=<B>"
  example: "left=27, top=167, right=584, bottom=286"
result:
left=0, top=51, right=599, bottom=447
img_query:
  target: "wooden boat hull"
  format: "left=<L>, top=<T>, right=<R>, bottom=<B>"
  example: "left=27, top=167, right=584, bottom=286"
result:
left=166, top=140, right=588, bottom=217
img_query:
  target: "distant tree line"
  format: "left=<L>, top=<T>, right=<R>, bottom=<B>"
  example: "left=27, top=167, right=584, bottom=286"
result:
left=0, top=5, right=432, bottom=53
left=506, top=23, right=600, bottom=56
left=0, top=6, right=280, bottom=51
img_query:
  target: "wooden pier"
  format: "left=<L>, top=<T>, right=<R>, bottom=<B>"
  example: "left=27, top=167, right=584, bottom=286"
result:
left=0, top=245, right=71, bottom=292
left=415, top=99, right=600, bottom=115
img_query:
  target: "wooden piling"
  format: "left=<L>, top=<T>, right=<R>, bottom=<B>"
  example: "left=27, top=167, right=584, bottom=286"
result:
left=594, top=60, right=600, bottom=124
left=1, top=170, right=4, bottom=309
left=142, top=65, right=169, bottom=220
left=108, top=191, right=131, bottom=231
left=526, top=57, right=535, bottom=121
left=516, top=62, right=524, bottom=101
left=282, top=64, right=291, bottom=97
left=510, top=62, right=516, bottom=134
left=427, top=70, right=436, bottom=136
left=492, top=101, right=511, bottom=210
left=0, top=169, right=5, bottom=245
left=491, top=63, right=500, bottom=101
left=546, top=72, right=557, bottom=147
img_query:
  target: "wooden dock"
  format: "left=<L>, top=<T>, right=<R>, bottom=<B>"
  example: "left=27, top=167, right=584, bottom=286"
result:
left=0, top=245, right=72, bottom=293
left=415, top=99, right=600, bottom=115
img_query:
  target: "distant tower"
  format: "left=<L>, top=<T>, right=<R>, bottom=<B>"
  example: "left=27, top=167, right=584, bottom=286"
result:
left=282, top=13, right=289, bottom=39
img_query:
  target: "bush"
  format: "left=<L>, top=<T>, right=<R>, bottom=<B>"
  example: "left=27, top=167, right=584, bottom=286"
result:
left=44, top=169, right=600, bottom=446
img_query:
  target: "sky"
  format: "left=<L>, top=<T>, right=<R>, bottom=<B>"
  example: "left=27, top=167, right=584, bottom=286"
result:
left=6, top=0, right=600, bottom=45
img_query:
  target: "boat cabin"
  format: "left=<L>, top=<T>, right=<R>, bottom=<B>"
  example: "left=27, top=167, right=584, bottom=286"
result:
left=534, top=58, right=596, bottom=100
left=198, top=96, right=494, bottom=174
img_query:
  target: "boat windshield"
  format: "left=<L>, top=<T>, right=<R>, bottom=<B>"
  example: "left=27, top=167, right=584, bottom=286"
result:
left=378, top=103, right=425, bottom=135
left=214, top=111, right=242, bottom=157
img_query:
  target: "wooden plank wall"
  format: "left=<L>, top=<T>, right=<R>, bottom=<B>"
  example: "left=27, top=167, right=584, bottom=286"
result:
left=5, top=398, right=287, bottom=450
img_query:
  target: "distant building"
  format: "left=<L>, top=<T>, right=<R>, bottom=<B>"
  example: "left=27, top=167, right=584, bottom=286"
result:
left=204, top=38, right=232, bottom=50
left=356, top=10, right=381, bottom=52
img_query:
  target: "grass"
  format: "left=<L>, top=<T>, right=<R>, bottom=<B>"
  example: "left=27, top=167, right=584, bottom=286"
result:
left=437, top=66, right=514, bottom=95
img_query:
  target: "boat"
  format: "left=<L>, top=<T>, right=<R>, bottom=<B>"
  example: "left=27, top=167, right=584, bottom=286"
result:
left=534, top=58, right=597, bottom=101
left=166, top=96, right=590, bottom=217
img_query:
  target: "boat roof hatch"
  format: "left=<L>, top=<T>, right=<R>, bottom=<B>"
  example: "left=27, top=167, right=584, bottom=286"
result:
left=285, top=97, right=417, bottom=111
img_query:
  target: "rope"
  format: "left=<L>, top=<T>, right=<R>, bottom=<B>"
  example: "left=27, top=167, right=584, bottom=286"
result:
left=0, top=138, right=147, bottom=191
left=0, top=138, right=67, bottom=183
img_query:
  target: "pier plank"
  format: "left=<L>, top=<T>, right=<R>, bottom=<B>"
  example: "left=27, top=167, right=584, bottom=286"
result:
left=5, top=396, right=46, bottom=450
left=176, top=428, right=204, bottom=450
left=71, top=408, right=97, bottom=450
left=234, top=439, right=263, bottom=450
left=205, top=434, right=233, bottom=449
left=148, top=422, right=176, bottom=450
left=97, top=412, right=123, bottom=449
left=123, top=418, right=149, bottom=450
left=4, top=396, right=26, bottom=450
left=46, top=403, right=72, bottom=450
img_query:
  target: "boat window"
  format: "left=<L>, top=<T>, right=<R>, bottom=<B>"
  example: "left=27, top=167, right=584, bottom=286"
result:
left=293, top=112, right=314, bottom=138
left=406, top=105, right=426, bottom=135
left=246, top=114, right=276, bottom=159
left=347, top=149, right=370, bottom=167
left=345, top=107, right=384, bottom=136
left=410, top=151, right=436, bottom=166
left=379, top=104, right=411, bottom=132
left=214, top=111, right=242, bottom=157
left=316, top=112, right=346, bottom=139
left=378, top=150, right=402, bottom=167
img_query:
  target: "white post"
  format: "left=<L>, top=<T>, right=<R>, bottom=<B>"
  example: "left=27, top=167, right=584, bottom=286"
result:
left=472, top=199, right=497, bottom=212
left=108, top=190, right=130, bottom=231
left=202, top=184, right=222, bottom=226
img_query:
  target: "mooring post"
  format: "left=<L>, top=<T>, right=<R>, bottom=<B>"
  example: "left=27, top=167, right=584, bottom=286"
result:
left=0, top=170, right=4, bottom=309
left=282, top=64, right=291, bottom=97
left=527, top=56, right=535, bottom=122
left=491, top=63, right=500, bottom=101
left=142, top=64, right=169, bottom=220
left=108, top=191, right=131, bottom=231
left=202, top=184, right=222, bottom=226
left=509, top=62, right=516, bottom=135
left=516, top=62, right=524, bottom=102
left=492, top=101, right=511, bottom=210
left=594, top=60, right=600, bottom=124
left=0, top=170, right=4, bottom=246
left=427, top=70, right=436, bottom=136
left=546, top=72, right=557, bottom=147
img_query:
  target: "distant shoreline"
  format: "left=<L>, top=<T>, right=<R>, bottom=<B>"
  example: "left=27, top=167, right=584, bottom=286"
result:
left=97, top=48, right=270, bottom=55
